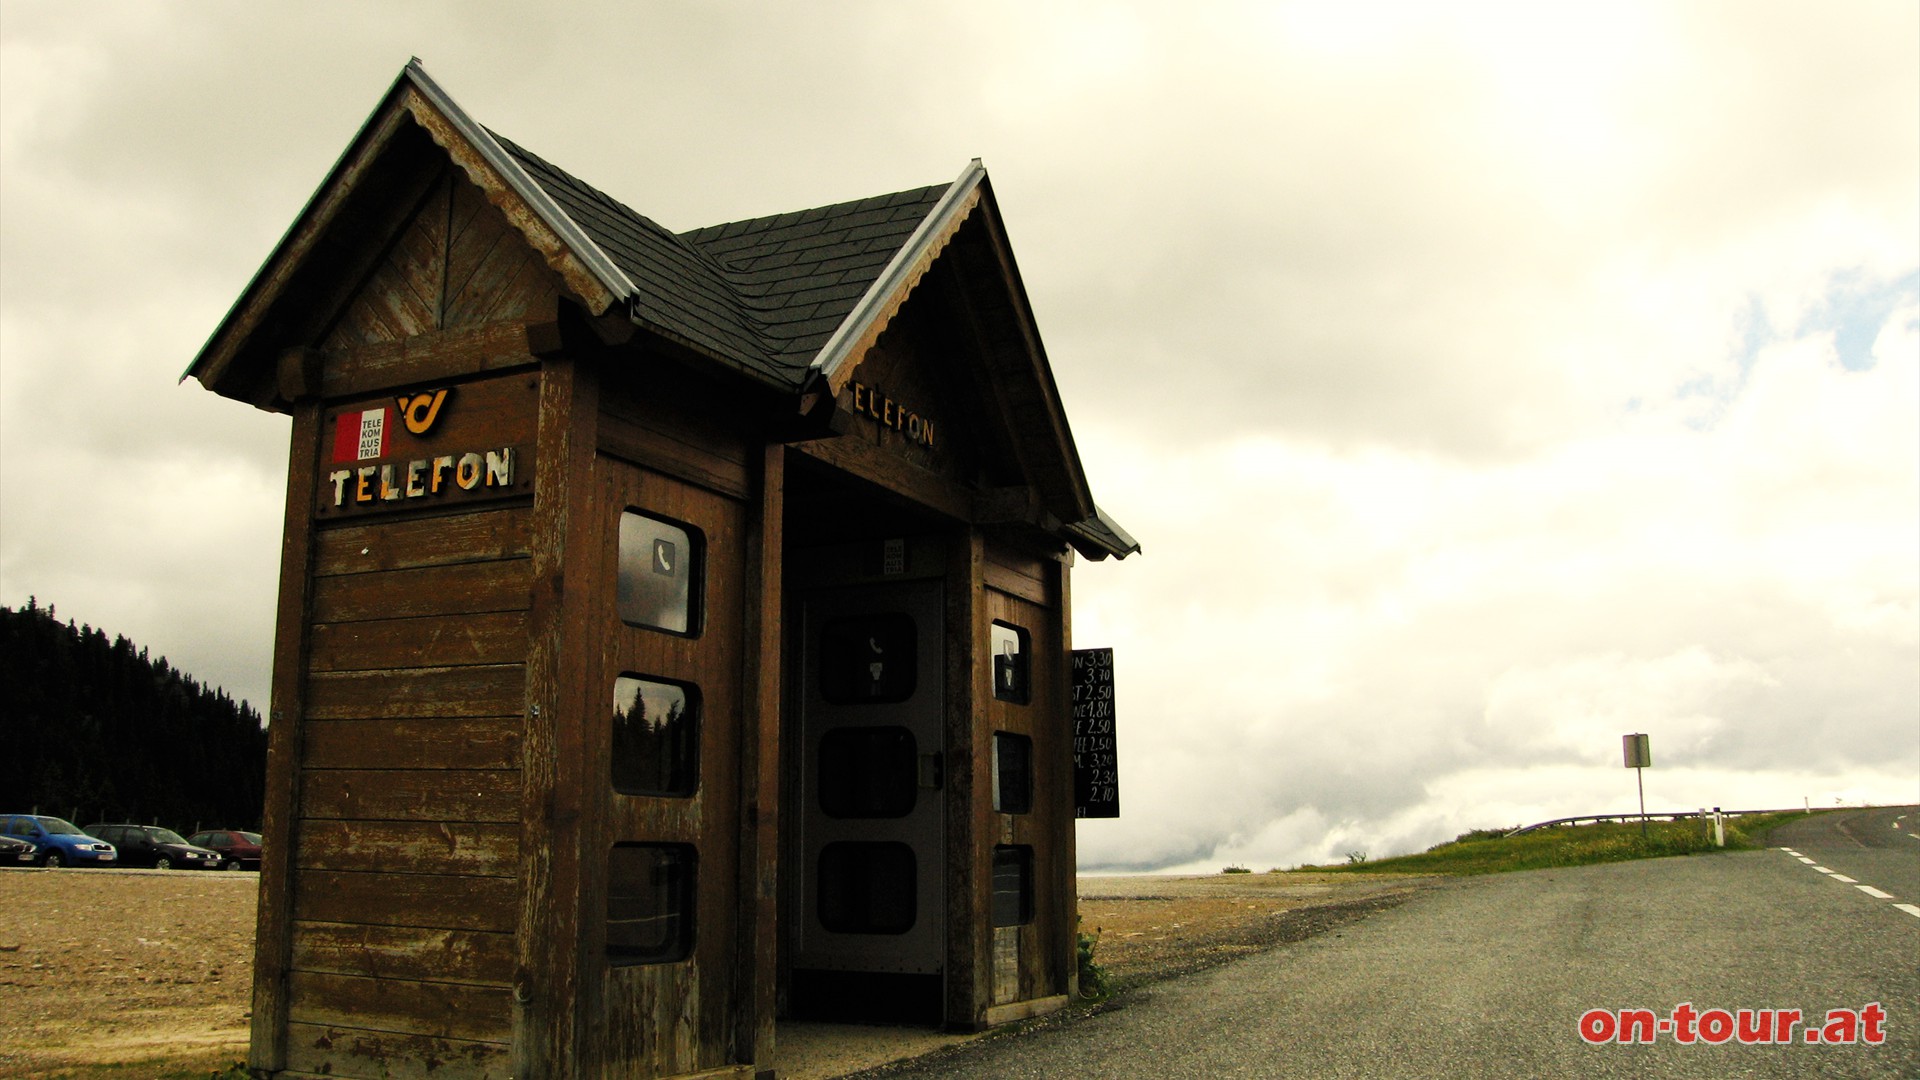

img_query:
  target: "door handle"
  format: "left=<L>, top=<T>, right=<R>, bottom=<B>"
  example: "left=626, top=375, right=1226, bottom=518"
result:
left=918, top=751, right=944, bottom=791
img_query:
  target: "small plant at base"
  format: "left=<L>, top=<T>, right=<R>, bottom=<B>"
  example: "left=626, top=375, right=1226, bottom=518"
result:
left=1076, top=920, right=1112, bottom=1003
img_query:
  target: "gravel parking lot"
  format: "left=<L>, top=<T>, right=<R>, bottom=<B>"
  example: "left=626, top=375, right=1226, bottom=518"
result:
left=0, top=867, right=1434, bottom=1078
left=0, top=867, right=257, bottom=1076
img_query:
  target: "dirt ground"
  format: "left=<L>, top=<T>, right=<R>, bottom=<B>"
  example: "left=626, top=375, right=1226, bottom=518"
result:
left=0, top=868, right=258, bottom=1078
left=1076, top=870, right=1434, bottom=985
left=0, top=867, right=1434, bottom=1079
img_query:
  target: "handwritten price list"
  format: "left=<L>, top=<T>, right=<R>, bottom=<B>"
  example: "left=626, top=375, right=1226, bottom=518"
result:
left=1072, top=648, right=1118, bottom=818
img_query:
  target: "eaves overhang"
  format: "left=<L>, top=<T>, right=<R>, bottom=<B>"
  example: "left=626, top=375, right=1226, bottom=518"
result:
left=1064, top=507, right=1141, bottom=561
left=181, top=59, right=639, bottom=408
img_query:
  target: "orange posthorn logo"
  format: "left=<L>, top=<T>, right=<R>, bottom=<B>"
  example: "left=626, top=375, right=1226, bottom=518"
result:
left=397, top=388, right=453, bottom=435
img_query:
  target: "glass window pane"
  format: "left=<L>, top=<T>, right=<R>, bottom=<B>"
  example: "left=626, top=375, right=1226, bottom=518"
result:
left=992, top=732, right=1032, bottom=814
left=818, top=726, right=917, bottom=818
left=618, top=511, right=700, bottom=635
left=607, top=843, right=696, bottom=964
left=612, top=676, right=699, bottom=797
left=990, top=622, right=1029, bottom=704
left=820, top=613, right=917, bottom=704
left=991, top=845, right=1033, bottom=927
left=817, top=841, right=916, bottom=935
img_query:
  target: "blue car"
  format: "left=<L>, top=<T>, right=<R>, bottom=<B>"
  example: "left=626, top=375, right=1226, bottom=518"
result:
left=0, top=814, right=117, bottom=868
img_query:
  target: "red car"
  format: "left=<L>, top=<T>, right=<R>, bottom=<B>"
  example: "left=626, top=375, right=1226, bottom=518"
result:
left=186, top=829, right=263, bottom=871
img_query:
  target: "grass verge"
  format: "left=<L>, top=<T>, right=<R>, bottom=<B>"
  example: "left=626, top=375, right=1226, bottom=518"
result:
left=1287, top=810, right=1820, bottom=877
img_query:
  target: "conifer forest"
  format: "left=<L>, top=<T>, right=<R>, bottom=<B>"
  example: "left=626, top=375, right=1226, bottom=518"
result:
left=0, top=598, right=267, bottom=830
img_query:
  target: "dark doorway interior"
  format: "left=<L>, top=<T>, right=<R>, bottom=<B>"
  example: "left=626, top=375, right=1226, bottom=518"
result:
left=779, top=453, right=955, bottom=1026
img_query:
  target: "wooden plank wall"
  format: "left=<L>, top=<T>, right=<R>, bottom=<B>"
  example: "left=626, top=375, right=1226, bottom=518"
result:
left=322, top=165, right=555, bottom=351
left=256, top=151, right=559, bottom=1079
left=280, top=505, right=532, bottom=1079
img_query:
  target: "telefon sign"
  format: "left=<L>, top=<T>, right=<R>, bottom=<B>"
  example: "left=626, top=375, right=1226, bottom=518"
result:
left=316, top=381, right=532, bottom=516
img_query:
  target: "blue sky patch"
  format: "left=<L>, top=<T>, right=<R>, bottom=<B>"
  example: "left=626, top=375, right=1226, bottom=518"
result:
left=1798, top=267, right=1919, bottom=372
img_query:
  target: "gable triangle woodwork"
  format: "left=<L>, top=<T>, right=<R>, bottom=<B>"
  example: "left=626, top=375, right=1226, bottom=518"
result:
left=831, top=278, right=1013, bottom=493
left=324, top=165, right=562, bottom=351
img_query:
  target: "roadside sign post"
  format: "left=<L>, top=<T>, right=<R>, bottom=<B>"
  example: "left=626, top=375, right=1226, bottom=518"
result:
left=1622, top=733, right=1652, bottom=836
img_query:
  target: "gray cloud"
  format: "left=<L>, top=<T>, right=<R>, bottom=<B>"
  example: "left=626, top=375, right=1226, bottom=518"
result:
left=3, top=2, right=1914, bottom=869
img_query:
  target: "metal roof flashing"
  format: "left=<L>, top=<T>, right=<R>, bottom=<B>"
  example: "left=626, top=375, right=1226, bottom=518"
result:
left=807, top=158, right=987, bottom=388
left=399, top=61, right=638, bottom=315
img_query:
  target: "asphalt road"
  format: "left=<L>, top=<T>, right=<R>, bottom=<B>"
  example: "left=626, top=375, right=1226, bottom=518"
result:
left=865, top=807, right=1920, bottom=1079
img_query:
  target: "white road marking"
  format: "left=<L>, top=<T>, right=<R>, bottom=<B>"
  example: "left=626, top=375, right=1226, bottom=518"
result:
left=1779, top=850, right=1907, bottom=916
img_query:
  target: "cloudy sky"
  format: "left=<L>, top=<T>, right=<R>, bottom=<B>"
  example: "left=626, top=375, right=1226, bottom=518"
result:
left=3, top=2, right=1915, bottom=871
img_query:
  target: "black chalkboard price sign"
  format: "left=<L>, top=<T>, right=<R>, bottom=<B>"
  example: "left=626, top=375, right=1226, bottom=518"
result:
left=1072, top=648, right=1118, bottom=818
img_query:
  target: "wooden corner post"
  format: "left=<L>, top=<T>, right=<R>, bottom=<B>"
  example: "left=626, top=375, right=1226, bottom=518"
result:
left=514, top=354, right=600, bottom=1077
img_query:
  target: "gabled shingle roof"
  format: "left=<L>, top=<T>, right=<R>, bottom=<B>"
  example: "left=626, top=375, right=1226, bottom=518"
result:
left=683, top=184, right=947, bottom=368
left=183, top=60, right=1136, bottom=559
left=494, top=130, right=944, bottom=391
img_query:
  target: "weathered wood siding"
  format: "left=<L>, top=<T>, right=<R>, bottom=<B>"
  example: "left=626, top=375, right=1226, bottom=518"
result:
left=258, top=154, right=556, bottom=1078
left=282, top=503, right=532, bottom=1079
left=323, top=165, right=559, bottom=351
left=270, top=359, right=542, bottom=1078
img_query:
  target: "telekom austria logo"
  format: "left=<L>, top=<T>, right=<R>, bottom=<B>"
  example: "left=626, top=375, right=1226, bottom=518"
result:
left=331, top=389, right=452, bottom=463
left=323, top=388, right=518, bottom=509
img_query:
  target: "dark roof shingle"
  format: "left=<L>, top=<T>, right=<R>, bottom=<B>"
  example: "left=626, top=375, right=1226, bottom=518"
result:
left=493, top=128, right=945, bottom=390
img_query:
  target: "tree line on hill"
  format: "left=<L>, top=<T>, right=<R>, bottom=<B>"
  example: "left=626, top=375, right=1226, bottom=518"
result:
left=0, top=598, right=267, bottom=831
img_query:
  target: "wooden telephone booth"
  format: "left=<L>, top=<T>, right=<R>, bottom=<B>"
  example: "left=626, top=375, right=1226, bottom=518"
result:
left=187, top=61, right=1136, bottom=1080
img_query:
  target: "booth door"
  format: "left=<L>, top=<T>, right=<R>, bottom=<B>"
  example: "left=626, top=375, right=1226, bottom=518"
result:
left=793, top=579, right=946, bottom=976
left=588, top=455, right=748, bottom=1077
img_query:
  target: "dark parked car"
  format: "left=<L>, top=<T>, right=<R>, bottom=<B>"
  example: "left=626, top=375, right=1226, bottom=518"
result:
left=0, top=814, right=116, bottom=867
left=83, top=824, right=222, bottom=870
left=0, top=832, right=38, bottom=866
left=185, top=829, right=263, bottom=871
